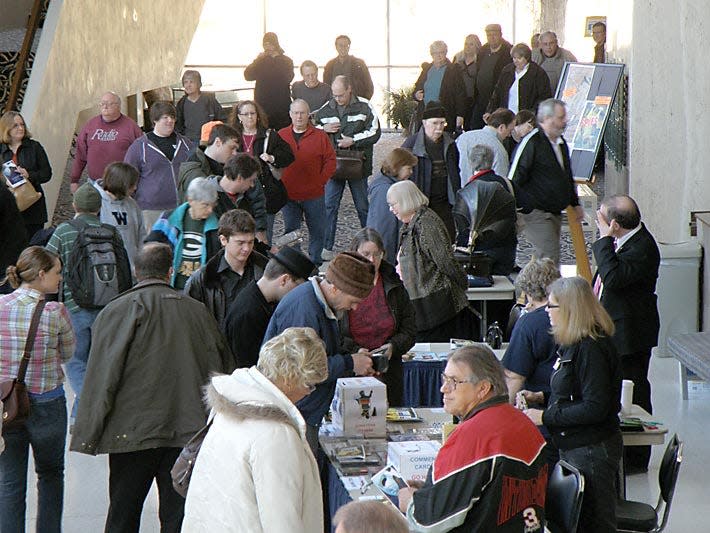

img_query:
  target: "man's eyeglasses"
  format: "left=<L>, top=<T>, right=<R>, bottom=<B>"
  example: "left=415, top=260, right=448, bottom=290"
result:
left=441, top=373, right=477, bottom=390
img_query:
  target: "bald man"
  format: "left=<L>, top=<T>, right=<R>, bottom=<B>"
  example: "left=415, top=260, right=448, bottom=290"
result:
left=592, top=194, right=660, bottom=472
left=70, top=91, right=143, bottom=193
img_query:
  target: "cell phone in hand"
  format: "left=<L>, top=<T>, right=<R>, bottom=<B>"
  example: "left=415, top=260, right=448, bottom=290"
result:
left=515, top=391, right=528, bottom=410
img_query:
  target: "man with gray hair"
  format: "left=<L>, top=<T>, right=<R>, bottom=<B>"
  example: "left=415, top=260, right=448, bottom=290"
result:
left=454, top=144, right=517, bottom=274
left=531, top=31, right=578, bottom=92
left=145, top=176, right=221, bottom=289
left=334, top=500, right=409, bottom=533
left=456, top=107, right=515, bottom=185
left=398, top=345, right=547, bottom=531
left=508, top=98, right=584, bottom=264
left=70, top=91, right=143, bottom=193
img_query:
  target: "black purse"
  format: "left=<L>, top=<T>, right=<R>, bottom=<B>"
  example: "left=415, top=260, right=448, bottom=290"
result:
left=454, top=251, right=494, bottom=287
left=261, top=130, right=289, bottom=214
left=332, top=148, right=365, bottom=181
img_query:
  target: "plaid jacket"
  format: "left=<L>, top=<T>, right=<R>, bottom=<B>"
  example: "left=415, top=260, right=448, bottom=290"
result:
left=0, top=287, right=75, bottom=394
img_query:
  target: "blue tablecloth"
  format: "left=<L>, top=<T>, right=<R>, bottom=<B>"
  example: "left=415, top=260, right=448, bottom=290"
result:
left=327, top=461, right=352, bottom=532
left=402, top=359, right=447, bottom=407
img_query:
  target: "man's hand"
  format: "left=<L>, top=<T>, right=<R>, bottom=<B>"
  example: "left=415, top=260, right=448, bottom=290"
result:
left=351, top=353, right=374, bottom=376
left=482, top=112, right=491, bottom=124
left=414, top=90, right=424, bottom=102
left=398, top=487, right=417, bottom=512
left=337, top=135, right=354, bottom=149
left=70, top=182, right=80, bottom=194
left=323, top=122, right=341, bottom=134
left=255, top=231, right=268, bottom=244
left=259, top=153, right=275, bottom=164
left=596, top=209, right=613, bottom=237
left=523, top=408, right=544, bottom=426
left=520, top=389, right=545, bottom=406
left=573, top=205, right=585, bottom=223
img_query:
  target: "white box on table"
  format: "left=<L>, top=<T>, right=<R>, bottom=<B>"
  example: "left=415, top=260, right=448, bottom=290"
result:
left=331, top=377, right=387, bottom=437
left=387, top=440, right=441, bottom=482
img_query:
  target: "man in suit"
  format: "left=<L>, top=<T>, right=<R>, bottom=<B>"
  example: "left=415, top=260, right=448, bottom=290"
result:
left=592, top=194, right=660, bottom=472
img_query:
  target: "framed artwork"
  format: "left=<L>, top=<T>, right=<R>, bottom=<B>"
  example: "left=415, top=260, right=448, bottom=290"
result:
left=585, top=16, right=607, bottom=37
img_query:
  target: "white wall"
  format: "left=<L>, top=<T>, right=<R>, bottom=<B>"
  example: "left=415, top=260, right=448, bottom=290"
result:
left=21, top=0, right=206, bottom=222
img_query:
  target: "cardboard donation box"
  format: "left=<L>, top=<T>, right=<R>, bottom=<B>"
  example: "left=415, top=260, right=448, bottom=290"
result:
left=331, top=377, right=387, bottom=437
left=387, top=440, right=441, bottom=482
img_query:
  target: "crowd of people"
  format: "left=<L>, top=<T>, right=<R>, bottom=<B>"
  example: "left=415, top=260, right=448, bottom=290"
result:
left=0, top=21, right=664, bottom=533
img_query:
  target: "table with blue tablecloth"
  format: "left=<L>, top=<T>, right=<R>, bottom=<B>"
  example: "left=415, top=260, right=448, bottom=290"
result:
left=402, top=343, right=507, bottom=408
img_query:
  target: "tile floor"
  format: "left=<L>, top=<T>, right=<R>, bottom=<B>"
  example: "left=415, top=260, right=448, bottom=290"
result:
left=20, top=352, right=709, bottom=532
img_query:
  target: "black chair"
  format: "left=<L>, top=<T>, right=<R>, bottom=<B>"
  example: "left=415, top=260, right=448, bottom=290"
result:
left=546, top=460, right=585, bottom=533
left=617, top=433, right=683, bottom=532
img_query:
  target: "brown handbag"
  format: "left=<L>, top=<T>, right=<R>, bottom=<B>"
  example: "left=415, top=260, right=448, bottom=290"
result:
left=171, top=418, right=213, bottom=497
left=1, top=299, right=46, bottom=430
left=11, top=181, right=42, bottom=212
left=332, top=148, right=365, bottom=181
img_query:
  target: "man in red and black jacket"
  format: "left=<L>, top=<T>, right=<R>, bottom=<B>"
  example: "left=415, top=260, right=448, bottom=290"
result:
left=399, top=346, right=548, bottom=532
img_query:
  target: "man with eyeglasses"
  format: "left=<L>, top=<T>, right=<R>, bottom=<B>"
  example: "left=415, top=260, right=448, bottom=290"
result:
left=70, top=91, right=143, bottom=193
left=402, top=101, right=461, bottom=242
left=398, top=345, right=547, bottom=532
left=315, top=75, right=381, bottom=261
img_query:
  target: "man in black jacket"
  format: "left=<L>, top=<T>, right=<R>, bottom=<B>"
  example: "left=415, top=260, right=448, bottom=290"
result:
left=470, top=24, right=513, bottom=130
left=323, top=35, right=374, bottom=100
left=592, top=194, right=660, bottom=472
left=184, top=209, right=267, bottom=330
left=509, top=98, right=584, bottom=264
left=224, top=246, right=315, bottom=368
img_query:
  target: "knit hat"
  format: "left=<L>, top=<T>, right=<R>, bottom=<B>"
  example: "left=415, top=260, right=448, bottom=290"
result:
left=271, top=246, right=316, bottom=281
left=326, top=252, right=376, bottom=299
left=422, top=101, right=447, bottom=120
left=73, top=183, right=102, bottom=213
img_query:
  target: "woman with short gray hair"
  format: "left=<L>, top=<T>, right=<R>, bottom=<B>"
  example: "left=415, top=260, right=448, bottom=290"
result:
left=183, top=327, right=327, bottom=532
left=387, top=181, right=474, bottom=341
left=145, top=176, right=220, bottom=289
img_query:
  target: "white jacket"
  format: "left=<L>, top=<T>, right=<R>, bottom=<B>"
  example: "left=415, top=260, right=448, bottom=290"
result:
left=181, top=368, right=323, bottom=533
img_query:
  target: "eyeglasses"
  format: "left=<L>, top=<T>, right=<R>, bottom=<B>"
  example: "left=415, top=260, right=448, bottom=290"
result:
left=99, top=101, right=119, bottom=108
left=441, top=373, right=477, bottom=390
left=545, top=303, right=560, bottom=310
left=238, top=112, right=257, bottom=117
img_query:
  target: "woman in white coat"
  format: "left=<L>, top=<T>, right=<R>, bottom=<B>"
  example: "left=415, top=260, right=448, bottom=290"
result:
left=182, top=327, right=328, bottom=533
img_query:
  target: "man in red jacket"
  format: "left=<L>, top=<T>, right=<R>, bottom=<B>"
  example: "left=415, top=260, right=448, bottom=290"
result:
left=278, top=99, right=336, bottom=265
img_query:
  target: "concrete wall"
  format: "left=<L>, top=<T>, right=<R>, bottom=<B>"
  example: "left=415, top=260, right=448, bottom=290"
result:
left=21, top=0, right=205, bottom=222
left=628, top=1, right=710, bottom=242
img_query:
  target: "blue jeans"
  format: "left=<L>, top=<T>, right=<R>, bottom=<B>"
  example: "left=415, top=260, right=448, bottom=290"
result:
left=66, top=307, right=101, bottom=418
left=324, top=177, right=369, bottom=251
left=559, top=432, right=623, bottom=533
left=0, top=395, right=67, bottom=533
left=282, top=197, right=326, bottom=265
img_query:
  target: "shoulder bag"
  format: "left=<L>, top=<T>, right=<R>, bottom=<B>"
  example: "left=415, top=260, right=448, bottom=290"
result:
left=332, top=147, right=365, bottom=181
left=1, top=299, right=47, bottom=430
left=171, top=417, right=214, bottom=497
left=260, top=130, right=289, bottom=214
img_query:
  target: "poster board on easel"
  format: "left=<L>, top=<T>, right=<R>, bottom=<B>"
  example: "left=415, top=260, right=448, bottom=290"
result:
left=555, top=62, right=624, bottom=181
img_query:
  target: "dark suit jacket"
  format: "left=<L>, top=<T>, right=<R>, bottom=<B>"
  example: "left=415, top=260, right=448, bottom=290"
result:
left=591, top=223, right=660, bottom=354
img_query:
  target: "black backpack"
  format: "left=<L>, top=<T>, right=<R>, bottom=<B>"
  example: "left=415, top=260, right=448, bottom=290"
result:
left=65, top=219, right=132, bottom=309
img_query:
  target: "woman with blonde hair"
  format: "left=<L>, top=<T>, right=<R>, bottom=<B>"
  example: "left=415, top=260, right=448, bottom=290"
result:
left=182, top=327, right=327, bottom=532
left=524, top=276, right=622, bottom=533
left=387, top=180, right=473, bottom=341
left=0, top=111, right=52, bottom=241
left=0, top=246, right=75, bottom=533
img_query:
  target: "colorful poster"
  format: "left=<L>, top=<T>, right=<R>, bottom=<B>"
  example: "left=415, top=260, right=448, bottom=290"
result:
left=560, top=64, right=595, bottom=141
left=571, top=101, right=609, bottom=151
